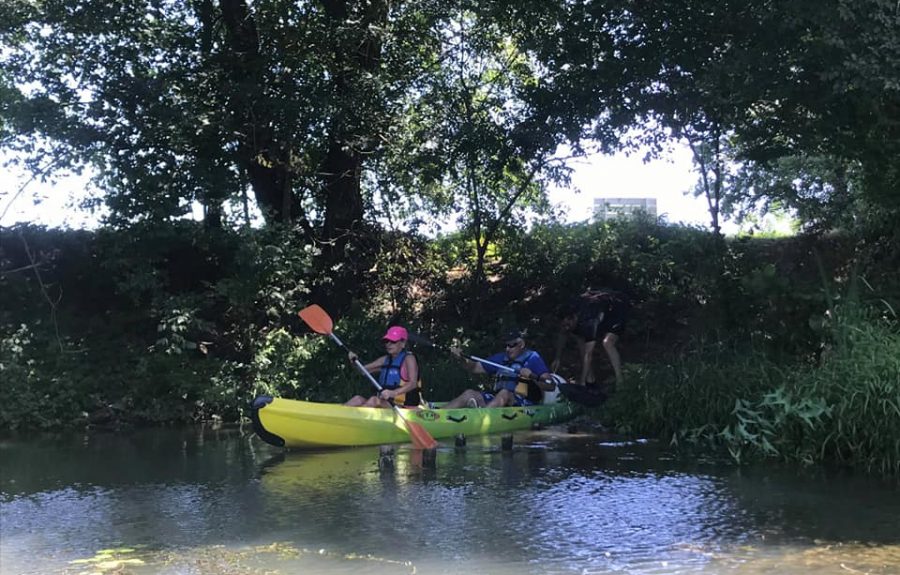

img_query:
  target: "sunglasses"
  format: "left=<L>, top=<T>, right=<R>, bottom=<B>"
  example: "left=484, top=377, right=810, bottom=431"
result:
left=505, top=340, right=522, bottom=348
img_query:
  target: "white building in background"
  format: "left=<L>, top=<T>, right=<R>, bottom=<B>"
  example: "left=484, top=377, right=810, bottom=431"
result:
left=593, top=197, right=658, bottom=221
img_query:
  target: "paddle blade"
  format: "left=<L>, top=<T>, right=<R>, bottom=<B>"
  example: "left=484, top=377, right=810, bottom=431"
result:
left=404, top=419, right=439, bottom=450
left=298, top=305, right=334, bottom=335
left=557, top=383, right=607, bottom=407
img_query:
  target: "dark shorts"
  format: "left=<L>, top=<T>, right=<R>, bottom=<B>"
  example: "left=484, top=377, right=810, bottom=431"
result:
left=481, top=391, right=534, bottom=407
left=575, top=300, right=627, bottom=340
left=597, top=301, right=627, bottom=336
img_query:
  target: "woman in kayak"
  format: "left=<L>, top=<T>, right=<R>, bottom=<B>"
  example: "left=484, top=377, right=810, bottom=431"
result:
left=345, top=325, right=423, bottom=408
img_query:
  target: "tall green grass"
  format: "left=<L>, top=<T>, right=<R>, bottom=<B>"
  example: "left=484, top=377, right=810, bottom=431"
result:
left=604, top=304, right=900, bottom=477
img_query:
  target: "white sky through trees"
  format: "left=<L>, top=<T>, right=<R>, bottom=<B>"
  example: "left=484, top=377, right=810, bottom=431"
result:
left=2, top=145, right=715, bottom=230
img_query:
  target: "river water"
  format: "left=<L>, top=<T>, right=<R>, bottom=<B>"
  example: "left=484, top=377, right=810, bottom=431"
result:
left=1, top=422, right=898, bottom=575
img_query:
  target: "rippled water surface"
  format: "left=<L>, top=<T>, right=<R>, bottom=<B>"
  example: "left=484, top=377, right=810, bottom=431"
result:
left=1, top=423, right=898, bottom=574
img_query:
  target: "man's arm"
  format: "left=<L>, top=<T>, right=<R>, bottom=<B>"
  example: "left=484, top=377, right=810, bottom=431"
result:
left=451, top=347, right=488, bottom=375
left=469, top=360, right=488, bottom=375
left=525, top=355, right=556, bottom=390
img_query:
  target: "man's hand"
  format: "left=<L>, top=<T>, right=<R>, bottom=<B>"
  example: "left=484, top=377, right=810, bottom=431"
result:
left=519, top=367, right=533, bottom=379
left=537, top=376, right=557, bottom=391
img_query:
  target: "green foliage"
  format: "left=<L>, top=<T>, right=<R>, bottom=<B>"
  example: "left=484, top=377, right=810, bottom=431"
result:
left=152, top=300, right=214, bottom=355
left=361, top=231, right=451, bottom=317
left=2, top=212, right=898, bottom=480
left=802, top=303, right=900, bottom=475
left=500, top=217, right=735, bottom=341
left=603, top=301, right=900, bottom=477
left=378, top=10, right=570, bottom=303
left=0, top=223, right=319, bottom=427
left=0, top=323, right=79, bottom=429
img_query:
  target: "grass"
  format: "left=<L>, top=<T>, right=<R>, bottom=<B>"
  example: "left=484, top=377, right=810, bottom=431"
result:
left=602, top=304, right=900, bottom=477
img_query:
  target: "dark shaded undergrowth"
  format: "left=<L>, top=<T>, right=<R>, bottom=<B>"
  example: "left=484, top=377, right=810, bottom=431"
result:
left=2, top=218, right=898, bottom=476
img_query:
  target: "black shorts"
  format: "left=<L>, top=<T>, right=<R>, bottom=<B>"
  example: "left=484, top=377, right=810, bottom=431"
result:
left=597, top=300, right=627, bottom=336
left=575, top=300, right=627, bottom=341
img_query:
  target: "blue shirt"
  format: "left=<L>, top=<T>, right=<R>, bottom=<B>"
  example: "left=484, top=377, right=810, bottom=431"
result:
left=483, top=349, right=549, bottom=378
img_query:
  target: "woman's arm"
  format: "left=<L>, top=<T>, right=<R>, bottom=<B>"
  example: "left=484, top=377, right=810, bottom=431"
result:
left=403, top=355, right=419, bottom=390
left=349, top=352, right=386, bottom=374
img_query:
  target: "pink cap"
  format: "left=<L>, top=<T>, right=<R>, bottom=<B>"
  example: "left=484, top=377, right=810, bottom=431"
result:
left=382, top=326, right=408, bottom=342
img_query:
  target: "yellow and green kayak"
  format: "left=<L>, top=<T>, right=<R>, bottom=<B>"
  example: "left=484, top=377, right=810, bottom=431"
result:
left=250, top=396, right=578, bottom=449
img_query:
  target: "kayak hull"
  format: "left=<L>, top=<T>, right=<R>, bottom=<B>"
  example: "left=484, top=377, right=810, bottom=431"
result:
left=251, top=396, right=578, bottom=449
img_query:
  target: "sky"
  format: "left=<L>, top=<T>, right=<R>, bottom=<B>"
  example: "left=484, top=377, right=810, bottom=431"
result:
left=550, top=143, right=709, bottom=227
left=3, top=163, right=99, bottom=229
left=1, top=143, right=713, bottom=230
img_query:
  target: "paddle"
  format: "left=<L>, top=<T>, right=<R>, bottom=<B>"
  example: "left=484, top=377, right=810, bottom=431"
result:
left=298, top=305, right=439, bottom=450
left=556, top=383, right=607, bottom=407
left=406, top=333, right=518, bottom=374
left=406, top=332, right=561, bottom=403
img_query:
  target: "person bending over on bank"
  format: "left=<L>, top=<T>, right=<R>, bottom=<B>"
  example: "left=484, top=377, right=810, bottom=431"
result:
left=553, top=288, right=628, bottom=387
left=442, top=329, right=554, bottom=408
left=345, top=325, right=423, bottom=408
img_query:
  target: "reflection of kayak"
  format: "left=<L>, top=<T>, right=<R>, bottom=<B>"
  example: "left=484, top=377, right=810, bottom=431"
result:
left=257, top=449, right=386, bottom=493
left=251, top=396, right=578, bottom=448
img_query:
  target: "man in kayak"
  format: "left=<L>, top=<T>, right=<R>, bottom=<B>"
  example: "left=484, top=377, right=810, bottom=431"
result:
left=442, top=329, right=555, bottom=408
left=345, top=325, right=424, bottom=408
left=552, top=288, right=629, bottom=388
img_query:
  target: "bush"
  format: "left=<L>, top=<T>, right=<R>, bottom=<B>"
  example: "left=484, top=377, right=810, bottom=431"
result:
left=602, top=303, right=900, bottom=477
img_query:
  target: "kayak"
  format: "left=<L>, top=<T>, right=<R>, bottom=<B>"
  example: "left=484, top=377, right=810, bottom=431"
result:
left=250, top=395, right=579, bottom=449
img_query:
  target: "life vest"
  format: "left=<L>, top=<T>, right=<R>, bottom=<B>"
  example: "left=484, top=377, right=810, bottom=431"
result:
left=494, top=350, right=538, bottom=399
left=379, top=351, right=422, bottom=407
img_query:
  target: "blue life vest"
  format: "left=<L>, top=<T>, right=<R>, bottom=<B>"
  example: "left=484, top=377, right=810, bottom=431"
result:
left=379, top=351, right=408, bottom=390
left=378, top=351, right=422, bottom=407
left=494, top=350, right=535, bottom=393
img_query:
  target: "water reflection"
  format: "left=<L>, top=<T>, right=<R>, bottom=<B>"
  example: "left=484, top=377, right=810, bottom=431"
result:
left=1, top=425, right=899, bottom=574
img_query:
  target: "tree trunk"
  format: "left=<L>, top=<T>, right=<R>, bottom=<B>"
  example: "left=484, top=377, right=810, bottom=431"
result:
left=310, top=0, right=387, bottom=311
left=215, top=0, right=386, bottom=312
left=217, top=0, right=297, bottom=224
left=313, top=139, right=365, bottom=309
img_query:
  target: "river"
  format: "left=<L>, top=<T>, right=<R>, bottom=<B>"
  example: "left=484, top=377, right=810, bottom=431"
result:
left=1, top=422, right=898, bottom=574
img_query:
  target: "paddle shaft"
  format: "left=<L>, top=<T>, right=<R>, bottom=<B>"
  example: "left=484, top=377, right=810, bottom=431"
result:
left=410, top=334, right=556, bottom=388
left=407, top=334, right=518, bottom=374
left=327, top=332, right=386, bottom=391
left=461, top=353, right=517, bottom=374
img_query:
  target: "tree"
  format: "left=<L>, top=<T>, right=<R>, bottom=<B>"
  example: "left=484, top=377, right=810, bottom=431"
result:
left=1, top=0, right=457, bottom=308
left=492, top=0, right=899, bottom=230
left=375, top=12, right=573, bottom=313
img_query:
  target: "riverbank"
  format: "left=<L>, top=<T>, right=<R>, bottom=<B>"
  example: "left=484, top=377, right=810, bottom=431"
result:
left=2, top=219, right=898, bottom=476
